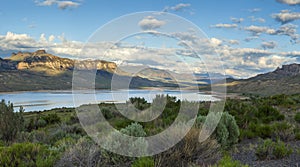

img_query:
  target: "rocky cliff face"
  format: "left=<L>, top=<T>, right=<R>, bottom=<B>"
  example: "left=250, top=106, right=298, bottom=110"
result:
left=274, top=63, right=300, bottom=76
left=1, top=50, right=117, bottom=74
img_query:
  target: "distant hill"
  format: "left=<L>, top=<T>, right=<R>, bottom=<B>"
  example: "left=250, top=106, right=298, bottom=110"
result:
left=0, top=50, right=177, bottom=92
left=226, top=63, right=300, bottom=96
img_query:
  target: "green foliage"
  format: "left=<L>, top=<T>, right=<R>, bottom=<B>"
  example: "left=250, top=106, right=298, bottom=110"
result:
left=196, top=112, right=240, bottom=148
left=102, top=122, right=148, bottom=164
left=42, top=113, right=61, bottom=124
left=120, top=122, right=147, bottom=137
left=36, top=118, right=47, bottom=128
left=295, top=112, right=300, bottom=123
left=214, top=155, right=248, bottom=167
left=129, top=97, right=150, bottom=110
left=0, top=99, right=24, bottom=142
left=273, top=140, right=293, bottom=159
left=132, top=157, right=154, bottom=167
left=255, top=139, right=292, bottom=160
left=256, top=104, right=284, bottom=123
left=295, top=132, right=300, bottom=140
left=0, top=142, right=59, bottom=167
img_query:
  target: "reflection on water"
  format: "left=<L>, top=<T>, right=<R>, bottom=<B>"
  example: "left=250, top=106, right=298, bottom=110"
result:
left=0, top=90, right=218, bottom=112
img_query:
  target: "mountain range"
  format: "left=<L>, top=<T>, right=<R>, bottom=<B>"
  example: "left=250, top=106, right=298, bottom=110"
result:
left=1, top=50, right=299, bottom=96
left=226, top=63, right=300, bottom=96
left=0, top=50, right=177, bottom=92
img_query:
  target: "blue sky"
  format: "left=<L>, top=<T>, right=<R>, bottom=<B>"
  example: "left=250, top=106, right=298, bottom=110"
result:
left=1, top=0, right=300, bottom=77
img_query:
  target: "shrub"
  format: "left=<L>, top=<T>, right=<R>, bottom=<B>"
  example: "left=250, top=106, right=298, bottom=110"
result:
left=42, top=113, right=61, bottom=124
left=36, top=118, right=47, bottom=128
left=196, top=112, right=240, bottom=148
left=132, top=157, right=155, bottom=167
left=255, top=139, right=292, bottom=160
left=273, top=122, right=294, bottom=141
left=101, top=123, right=148, bottom=165
left=255, top=139, right=273, bottom=160
left=57, top=137, right=102, bottom=167
left=154, top=128, right=220, bottom=167
left=295, top=112, right=300, bottom=123
left=0, top=142, right=59, bottom=167
left=0, top=100, right=24, bottom=142
left=273, top=140, right=293, bottom=159
left=214, top=155, right=248, bottom=167
left=295, top=132, right=300, bottom=140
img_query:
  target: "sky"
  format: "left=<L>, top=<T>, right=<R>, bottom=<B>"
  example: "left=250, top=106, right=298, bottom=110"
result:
left=1, top=0, right=300, bottom=78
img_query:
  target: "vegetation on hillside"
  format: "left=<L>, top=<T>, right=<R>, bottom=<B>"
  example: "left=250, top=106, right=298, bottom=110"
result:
left=0, top=93, right=300, bottom=166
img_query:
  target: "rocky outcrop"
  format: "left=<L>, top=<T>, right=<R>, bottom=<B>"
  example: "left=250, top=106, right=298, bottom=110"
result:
left=274, top=64, right=300, bottom=76
left=2, top=50, right=117, bottom=73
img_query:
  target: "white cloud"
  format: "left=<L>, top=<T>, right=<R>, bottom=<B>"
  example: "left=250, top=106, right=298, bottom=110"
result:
left=261, top=41, right=277, bottom=49
left=272, top=10, right=300, bottom=24
left=35, top=0, right=81, bottom=10
left=49, top=35, right=55, bottom=42
left=230, top=17, right=244, bottom=23
left=163, top=3, right=191, bottom=12
left=57, top=1, right=79, bottom=9
left=249, top=16, right=266, bottom=23
left=1, top=31, right=299, bottom=78
left=276, top=0, right=300, bottom=5
left=211, top=23, right=238, bottom=28
left=244, top=25, right=276, bottom=35
left=138, top=16, right=166, bottom=30
left=210, top=38, right=222, bottom=47
left=248, top=8, right=261, bottom=13
left=227, top=39, right=239, bottom=45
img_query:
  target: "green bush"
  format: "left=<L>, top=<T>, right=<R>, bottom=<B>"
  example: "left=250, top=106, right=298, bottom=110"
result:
left=42, top=113, right=61, bottom=124
left=295, top=112, right=300, bottom=123
left=0, top=100, right=24, bottom=142
left=196, top=112, right=240, bottom=148
left=295, top=132, right=300, bottom=140
left=273, top=140, right=293, bottom=159
left=214, top=155, right=248, bottom=167
left=102, top=122, right=148, bottom=164
left=0, top=142, right=59, bottom=167
left=36, top=118, right=47, bottom=128
left=132, top=157, right=154, bottom=167
left=255, top=139, right=292, bottom=160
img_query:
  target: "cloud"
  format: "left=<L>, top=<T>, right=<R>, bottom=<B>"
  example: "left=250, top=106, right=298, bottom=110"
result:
left=272, top=10, right=300, bottom=24
left=35, top=0, right=80, bottom=10
left=230, top=17, right=244, bottom=23
left=211, top=23, right=238, bottom=28
left=244, top=25, right=276, bottom=35
left=276, top=0, right=300, bottom=5
left=138, top=16, right=166, bottom=30
left=248, top=8, right=261, bottom=13
left=261, top=41, right=277, bottom=49
left=249, top=16, right=266, bottom=23
left=244, top=24, right=299, bottom=43
left=1, top=31, right=299, bottom=78
left=210, top=38, right=222, bottom=47
left=163, top=3, right=191, bottom=12
left=227, top=39, right=240, bottom=45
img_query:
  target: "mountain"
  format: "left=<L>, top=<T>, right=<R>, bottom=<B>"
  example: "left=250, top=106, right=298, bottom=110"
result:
left=2, top=50, right=117, bottom=75
left=226, top=63, right=300, bottom=96
left=0, top=50, right=177, bottom=92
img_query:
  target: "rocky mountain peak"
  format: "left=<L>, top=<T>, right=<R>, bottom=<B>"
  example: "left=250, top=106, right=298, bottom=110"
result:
left=274, top=63, right=300, bottom=76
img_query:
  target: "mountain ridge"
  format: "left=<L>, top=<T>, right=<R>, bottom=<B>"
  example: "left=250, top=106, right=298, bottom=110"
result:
left=226, top=63, right=300, bottom=96
left=0, top=50, right=177, bottom=92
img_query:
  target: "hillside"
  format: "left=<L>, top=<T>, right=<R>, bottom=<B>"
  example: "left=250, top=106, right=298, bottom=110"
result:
left=0, top=50, right=177, bottom=92
left=226, top=63, right=300, bottom=96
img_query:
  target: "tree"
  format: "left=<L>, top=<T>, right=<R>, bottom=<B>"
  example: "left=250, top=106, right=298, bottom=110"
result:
left=0, top=99, right=24, bottom=142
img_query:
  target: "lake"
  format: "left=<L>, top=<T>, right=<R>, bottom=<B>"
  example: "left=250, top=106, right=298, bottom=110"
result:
left=0, top=89, right=218, bottom=112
